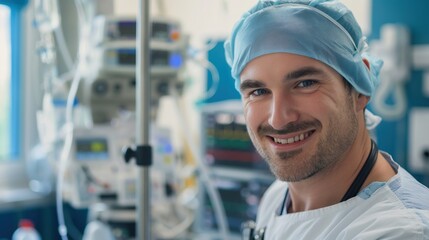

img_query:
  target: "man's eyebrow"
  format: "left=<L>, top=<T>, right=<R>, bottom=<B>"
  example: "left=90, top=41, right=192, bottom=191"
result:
left=239, top=66, right=326, bottom=92
left=239, top=79, right=266, bottom=93
left=285, top=66, right=325, bottom=81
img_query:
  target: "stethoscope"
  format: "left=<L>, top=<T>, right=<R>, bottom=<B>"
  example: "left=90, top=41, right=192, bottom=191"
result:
left=241, top=140, right=379, bottom=240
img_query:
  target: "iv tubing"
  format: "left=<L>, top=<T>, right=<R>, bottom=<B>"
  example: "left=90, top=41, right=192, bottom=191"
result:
left=55, top=0, right=88, bottom=239
left=54, top=26, right=74, bottom=71
left=55, top=47, right=83, bottom=240
left=56, top=61, right=82, bottom=240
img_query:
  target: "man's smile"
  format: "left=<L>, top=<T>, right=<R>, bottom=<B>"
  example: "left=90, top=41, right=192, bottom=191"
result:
left=271, top=130, right=316, bottom=145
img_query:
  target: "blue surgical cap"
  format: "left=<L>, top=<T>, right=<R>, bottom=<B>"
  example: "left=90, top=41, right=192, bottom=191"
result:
left=224, top=0, right=383, bottom=97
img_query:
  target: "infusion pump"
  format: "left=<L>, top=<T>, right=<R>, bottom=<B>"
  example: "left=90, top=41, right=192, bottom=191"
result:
left=92, top=15, right=182, bottom=44
left=62, top=120, right=176, bottom=208
left=87, top=15, right=187, bottom=77
left=80, top=15, right=188, bottom=124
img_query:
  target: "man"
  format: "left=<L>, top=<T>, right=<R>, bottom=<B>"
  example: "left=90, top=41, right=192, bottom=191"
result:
left=224, top=0, right=429, bottom=239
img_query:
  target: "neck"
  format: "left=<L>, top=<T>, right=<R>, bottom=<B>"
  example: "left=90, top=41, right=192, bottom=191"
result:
left=287, top=131, right=374, bottom=213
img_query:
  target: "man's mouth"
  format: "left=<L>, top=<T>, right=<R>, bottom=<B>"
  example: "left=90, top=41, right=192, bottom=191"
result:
left=272, top=130, right=315, bottom=145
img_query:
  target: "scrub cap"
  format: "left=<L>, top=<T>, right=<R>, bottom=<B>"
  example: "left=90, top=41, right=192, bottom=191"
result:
left=224, top=0, right=383, bottom=97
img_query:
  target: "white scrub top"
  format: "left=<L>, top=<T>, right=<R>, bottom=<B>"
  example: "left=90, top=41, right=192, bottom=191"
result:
left=255, top=152, right=429, bottom=240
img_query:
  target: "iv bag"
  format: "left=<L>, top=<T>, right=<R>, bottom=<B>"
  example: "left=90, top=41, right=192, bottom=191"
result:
left=34, top=0, right=60, bottom=33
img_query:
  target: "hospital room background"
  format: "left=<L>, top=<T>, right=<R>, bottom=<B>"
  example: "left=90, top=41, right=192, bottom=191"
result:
left=0, top=0, right=428, bottom=239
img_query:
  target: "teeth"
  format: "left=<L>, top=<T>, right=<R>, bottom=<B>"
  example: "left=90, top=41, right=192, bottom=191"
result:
left=273, top=132, right=311, bottom=145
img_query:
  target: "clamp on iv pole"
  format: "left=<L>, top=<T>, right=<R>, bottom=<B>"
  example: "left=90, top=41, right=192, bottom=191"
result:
left=123, top=0, right=152, bottom=239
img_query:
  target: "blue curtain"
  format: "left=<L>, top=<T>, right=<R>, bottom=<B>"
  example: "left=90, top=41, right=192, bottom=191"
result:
left=0, top=0, right=28, bottom=158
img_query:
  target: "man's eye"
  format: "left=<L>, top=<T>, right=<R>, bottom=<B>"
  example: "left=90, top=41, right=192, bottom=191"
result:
left=297, top=80, right=318, bottom=88
left=250, top=88, right=269, bottom=96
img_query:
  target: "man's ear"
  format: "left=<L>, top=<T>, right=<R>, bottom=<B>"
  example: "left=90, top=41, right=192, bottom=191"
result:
left=356, top=94, right=370, bottom=112
left=357, top=58, right=371, bottom=111
left=363, top=58, right=370, bottom=70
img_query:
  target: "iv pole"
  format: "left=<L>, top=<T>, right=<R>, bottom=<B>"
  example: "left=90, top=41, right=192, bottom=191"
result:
left=136, top=0, right=151, bottom=238
left=123, top=0, right=152, bottom=239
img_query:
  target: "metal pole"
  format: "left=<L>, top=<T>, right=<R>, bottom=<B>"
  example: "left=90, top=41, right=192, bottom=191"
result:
left=136, top=0, right=151, bottom=239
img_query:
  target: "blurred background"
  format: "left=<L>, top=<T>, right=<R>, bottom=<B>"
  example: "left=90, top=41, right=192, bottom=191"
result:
left=0, top=0, right=428, bottom=239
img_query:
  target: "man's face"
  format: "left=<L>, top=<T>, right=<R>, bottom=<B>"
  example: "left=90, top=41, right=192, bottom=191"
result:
left=240, top=53, right=360, bottom=182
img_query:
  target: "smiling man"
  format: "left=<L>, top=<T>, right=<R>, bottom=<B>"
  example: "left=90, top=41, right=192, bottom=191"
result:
left=225, top=0, right=429, bottom=239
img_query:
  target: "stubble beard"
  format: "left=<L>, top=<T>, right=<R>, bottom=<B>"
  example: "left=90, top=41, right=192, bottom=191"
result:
left=248, top=97, right=358, bottom=182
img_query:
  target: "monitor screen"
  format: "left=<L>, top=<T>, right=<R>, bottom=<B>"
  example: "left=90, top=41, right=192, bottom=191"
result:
left=75, top=138, right=109, bottom=161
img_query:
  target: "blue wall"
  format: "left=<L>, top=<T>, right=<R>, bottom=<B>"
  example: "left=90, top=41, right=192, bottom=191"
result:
left=369, top=0, right=429, bottom=185
left=202, top=41, right=240, bottom=105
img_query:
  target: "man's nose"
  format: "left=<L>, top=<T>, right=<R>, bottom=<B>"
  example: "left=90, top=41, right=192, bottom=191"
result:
left=268, top=93, right=299, bottom=130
